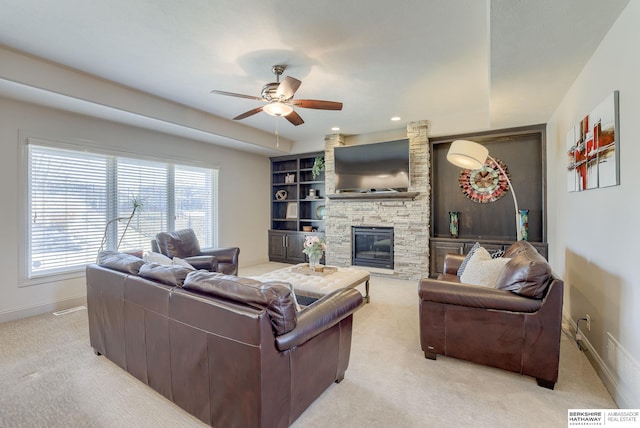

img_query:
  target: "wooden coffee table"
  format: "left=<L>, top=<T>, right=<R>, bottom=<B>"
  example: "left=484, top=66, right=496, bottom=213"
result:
left=250, top=264, right=370, bottom=304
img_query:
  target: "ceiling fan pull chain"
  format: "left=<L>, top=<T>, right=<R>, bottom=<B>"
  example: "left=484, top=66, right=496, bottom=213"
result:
left=275, top=116, right=280, bottom=148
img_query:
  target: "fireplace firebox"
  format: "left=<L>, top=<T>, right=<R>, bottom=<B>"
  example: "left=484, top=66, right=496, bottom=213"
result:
left=352, top=226, right=394, bottom=269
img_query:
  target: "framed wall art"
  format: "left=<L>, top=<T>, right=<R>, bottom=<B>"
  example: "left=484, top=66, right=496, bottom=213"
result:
left=285, top=202, right=298, bottom=219
left=566, top=91, right=620, bottom=192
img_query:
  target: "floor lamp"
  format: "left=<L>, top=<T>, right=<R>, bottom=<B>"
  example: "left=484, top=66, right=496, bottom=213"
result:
left=446, top=139, right=523, bottom=241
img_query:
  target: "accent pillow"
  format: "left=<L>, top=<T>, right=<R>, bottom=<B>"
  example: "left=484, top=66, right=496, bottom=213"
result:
left=460, top=247, right=511, bottom=287
left=172, top=257, right=196, bottom=270
left=457, top=242, right=481, bottom=276
left=491, top=250, right=505, bottom=259
left=143, top=251, right=173, bottom=265
left=284, top=282, right=302, bottom=312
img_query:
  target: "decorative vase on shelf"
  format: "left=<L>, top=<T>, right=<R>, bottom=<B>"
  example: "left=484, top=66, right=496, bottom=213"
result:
left=449, top=211, right=459, bottom=238
left=519, top=209, right=529, bottom=241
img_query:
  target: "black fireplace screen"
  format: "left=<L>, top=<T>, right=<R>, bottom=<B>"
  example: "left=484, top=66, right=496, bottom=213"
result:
left=352, top=226, right=394, bottom=269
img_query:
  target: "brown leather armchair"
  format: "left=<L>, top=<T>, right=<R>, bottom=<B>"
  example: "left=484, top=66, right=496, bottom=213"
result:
left=151, top=228, right=240, bottom=275
left=419, top=241, right=563, bottom=389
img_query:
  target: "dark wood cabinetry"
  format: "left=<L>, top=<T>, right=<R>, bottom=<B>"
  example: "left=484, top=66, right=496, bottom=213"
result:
left=269, top=152, right=325, bottom=263
left=429, top=125, right=548, bottom=277
left=268, top=230, right=306, bottom=263
left=429, top=237, right=548, bottom=277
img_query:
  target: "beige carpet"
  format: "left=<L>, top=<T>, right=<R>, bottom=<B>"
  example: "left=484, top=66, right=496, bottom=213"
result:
left=0, top=262, right=616, bottom=427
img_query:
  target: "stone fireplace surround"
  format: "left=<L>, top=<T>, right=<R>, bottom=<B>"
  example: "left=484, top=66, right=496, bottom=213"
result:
left=324, top=121, right=430, bottom=280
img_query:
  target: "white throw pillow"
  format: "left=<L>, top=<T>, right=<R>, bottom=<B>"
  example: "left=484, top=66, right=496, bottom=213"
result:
left=287, top=283, right=302, bottom=312
left=143, top=251, right=173, bottom=265
left=172, top=257, right=196, bottom=270
left=460, top=247, right=511, bottom=287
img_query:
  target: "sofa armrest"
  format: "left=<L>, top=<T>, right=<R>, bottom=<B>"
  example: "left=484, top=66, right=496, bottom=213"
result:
left=275, top=288, right=364, bottom=351
left=443, top=254, right=465, bottom=276
left=419, top=278, right=542, bottom=313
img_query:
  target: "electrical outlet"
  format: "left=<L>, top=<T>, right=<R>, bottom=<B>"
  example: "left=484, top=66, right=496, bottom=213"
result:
left=586, top=314, right=591, bottom=331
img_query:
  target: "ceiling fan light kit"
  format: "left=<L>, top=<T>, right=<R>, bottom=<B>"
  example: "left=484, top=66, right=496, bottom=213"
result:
left=263, top=101, right=294, bottom=117
left=211, top=64, right=342, bottom=126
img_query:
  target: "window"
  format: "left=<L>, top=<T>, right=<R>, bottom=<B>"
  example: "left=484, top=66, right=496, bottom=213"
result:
left=25, top=139, right=218, bottom=281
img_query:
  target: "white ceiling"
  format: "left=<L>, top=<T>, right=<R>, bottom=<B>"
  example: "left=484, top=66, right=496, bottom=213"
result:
left=0, top=0, right=630, bottom=153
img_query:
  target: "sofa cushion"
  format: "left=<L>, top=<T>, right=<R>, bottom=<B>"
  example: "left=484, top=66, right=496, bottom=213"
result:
left=460, top=247, right=511, bottom=287
left=183, top=271, right=297, bottom=335
left=494, top=248, right=552, bottom=299
left=97, top=251, right=145, bottom=275
left=139, top=262, right=192, bottom=287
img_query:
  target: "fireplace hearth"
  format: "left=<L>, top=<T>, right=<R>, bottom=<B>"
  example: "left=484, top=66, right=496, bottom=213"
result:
left=352, top=226, right=394, bottom=269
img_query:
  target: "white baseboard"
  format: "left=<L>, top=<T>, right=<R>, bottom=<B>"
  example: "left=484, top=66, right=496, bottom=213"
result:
left=565, top=314, right=639, bottom=408
left=0, top=295, right=87, bottom=323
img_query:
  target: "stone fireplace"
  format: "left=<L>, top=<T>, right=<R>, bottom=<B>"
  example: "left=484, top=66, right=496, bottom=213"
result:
left=324, top=121, right=430, bottom=280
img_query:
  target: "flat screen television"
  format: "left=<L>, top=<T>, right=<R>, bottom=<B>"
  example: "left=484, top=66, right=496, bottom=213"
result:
left=334, top=139, right=410, bottom=193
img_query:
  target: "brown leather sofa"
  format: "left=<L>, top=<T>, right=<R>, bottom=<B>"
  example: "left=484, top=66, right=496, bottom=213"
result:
left=418, top=241, right=563, bottom=389
left=87, top=251, right=364, bottom=427
left=151, top=228, right=240, bottom=274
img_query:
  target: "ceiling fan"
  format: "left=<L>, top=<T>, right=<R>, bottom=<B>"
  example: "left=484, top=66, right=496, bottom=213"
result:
left=211, top=65, right=343, bottom=126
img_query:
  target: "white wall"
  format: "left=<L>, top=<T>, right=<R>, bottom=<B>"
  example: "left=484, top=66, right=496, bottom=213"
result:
left=0, top=97, right=271, bottom=322
left=547, top=0, right=640, bottom=408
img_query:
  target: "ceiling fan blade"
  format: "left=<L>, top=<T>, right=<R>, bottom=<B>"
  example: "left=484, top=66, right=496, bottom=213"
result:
left=285, top=110, right=304, bottom=126
left=292, top=99, right=343, bottom=110
left=211, top=90, right=263, bottom=101
left=233, top=106, right=264, bottom=120
left=275, top=76, right=302, bottom=100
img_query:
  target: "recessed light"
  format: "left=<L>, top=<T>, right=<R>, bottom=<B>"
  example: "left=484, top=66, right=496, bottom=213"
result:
left=331, top=127, right=340, bottom=131
left=391, top=116, right=401, bottom=121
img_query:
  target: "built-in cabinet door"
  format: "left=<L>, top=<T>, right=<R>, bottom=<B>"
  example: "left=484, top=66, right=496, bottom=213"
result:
left=269, top=230, right=322, bottom=263
left=268, top=231, right=287, bottom=261
left=285, top=233, right=306, bottom=263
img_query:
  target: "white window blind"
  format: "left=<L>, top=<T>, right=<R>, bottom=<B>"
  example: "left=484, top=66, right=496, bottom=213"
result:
left=30, top=146, right=107, bottom=276
left=174, top=165, right=214, bottom=248
left=27, top=142, right=217, bottom=280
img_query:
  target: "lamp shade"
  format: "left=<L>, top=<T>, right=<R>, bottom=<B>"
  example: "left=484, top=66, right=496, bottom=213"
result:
left=263, top=102, right=294, bottom=117
left=447, top=140, right=489, bottom=170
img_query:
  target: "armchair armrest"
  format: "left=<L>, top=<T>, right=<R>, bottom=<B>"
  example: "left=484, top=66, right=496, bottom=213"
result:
left=184, top=255, right=219, bottom=271
left=201, top=247, right=239, bottom=262
left=275, top=288, right=364, bottom=351
left=201, top=247, right=240, bottom=275
left=443, top=253, right=465, bottom=276
left=419, top=278, right=542, bottom=313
